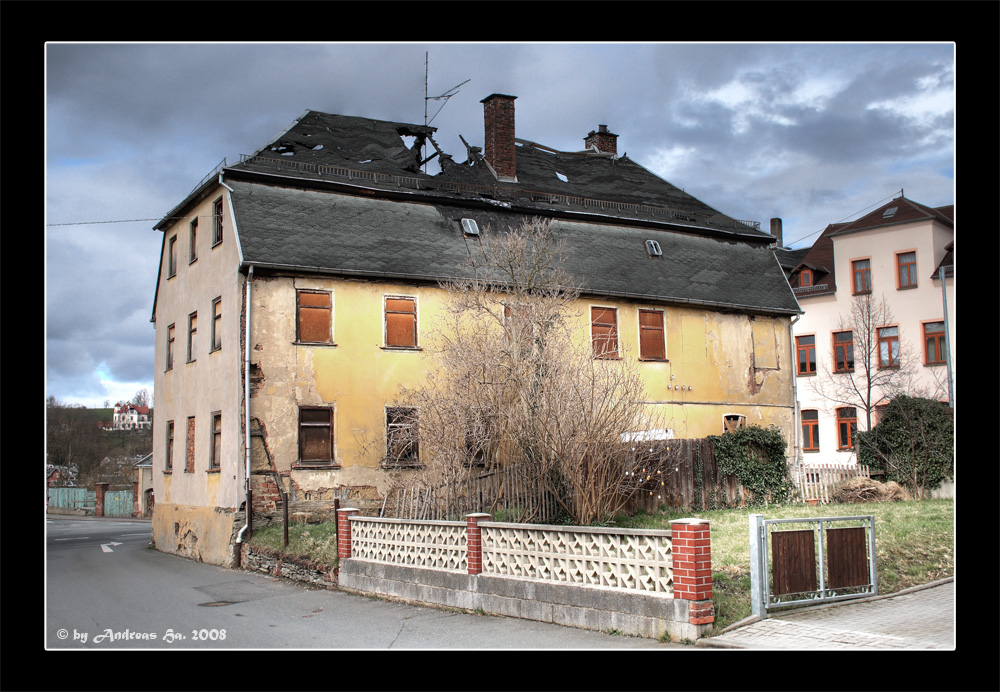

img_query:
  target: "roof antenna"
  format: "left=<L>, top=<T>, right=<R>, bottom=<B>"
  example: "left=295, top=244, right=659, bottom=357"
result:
left=423, top=51, right=470, bottom=173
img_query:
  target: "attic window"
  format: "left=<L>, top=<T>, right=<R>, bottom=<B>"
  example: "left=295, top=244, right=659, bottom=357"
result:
left=461, top=218, right=480, bottom=236
left=555, top=171, right=568, bottom=183
left=645, top=239, right=663, bottom=257
left=883, top=206, right=898, bottom=218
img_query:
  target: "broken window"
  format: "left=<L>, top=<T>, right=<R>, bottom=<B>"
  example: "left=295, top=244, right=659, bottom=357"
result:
left=165, top=420, right=174, bottom=471
left=296, top=290, right=332, bottom=344
left=211, top=297, right=222, bottom=352
left=298, top=407, right=335, bottom=465
left=385, top=296, right=418, bottom=348
left=385, top=407, right=420, bottom=467
left=464, top=407, right=497, bottom=468
left=591, top=306, right=619, bottom=359
left=168, top=235, right=178, bottom=278
left=638, top=308, right=666, bottom=360
left=187, top=312, right=197, bottom=363
left=212, top=197, right=224, bottom=246
left=723, top=414, right=746, bottom=434
left=189, top=218, right=198, bottom=263
left=210, top=412, right=221, bottom=470
left=166, top=324, right=175, bottom=371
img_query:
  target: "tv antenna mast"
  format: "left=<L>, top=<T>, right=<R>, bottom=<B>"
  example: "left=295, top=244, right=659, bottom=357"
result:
left=423, top=51, right=469, bottom=172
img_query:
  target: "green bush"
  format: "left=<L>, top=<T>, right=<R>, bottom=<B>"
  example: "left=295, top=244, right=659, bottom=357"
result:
left=856, top=395, right=954, bottom=499
left=709, top=425, right=792, bottom=506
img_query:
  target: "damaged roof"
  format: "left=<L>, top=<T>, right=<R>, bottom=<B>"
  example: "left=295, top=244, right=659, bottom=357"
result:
left=225, top=109, right=771, bottom=241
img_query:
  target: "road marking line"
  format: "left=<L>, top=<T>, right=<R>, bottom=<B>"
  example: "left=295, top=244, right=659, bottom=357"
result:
left=100, top=542, right=123, bottom=553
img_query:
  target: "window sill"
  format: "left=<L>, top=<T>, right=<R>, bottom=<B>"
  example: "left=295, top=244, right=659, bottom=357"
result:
left=294, top=341, right=338, bottom=348
left=897, top=284, right=918, bottom=290
left=163, top=470, right=172, bottom=474
left=207, top=468, right=220, bottom=474
left=381, top=462, right=423, bottom=470
left=292, top=463, right=341, bottom=470
left=833, top=369, right=855, bottom=374
left=797, top=371, right=817, bottom=377
left=638, top=357, right=668, bottom=363
left=380, top=346, right=423, bottom=352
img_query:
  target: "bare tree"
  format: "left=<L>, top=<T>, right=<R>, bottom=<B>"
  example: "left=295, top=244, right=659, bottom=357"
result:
left=810, top=292, right=924, bottom=433
left=400, top=218, right=674, bottom=525
left=131, top=388, right=151, bottom=408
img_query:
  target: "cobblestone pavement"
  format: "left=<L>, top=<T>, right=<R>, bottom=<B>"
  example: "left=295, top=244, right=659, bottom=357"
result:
left=698, top=578, right=954, bottom=650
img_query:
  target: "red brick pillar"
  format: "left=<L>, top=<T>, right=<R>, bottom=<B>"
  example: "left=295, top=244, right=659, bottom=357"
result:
left=466, top=513, right=491, bottom=575
left=95, top=483, right=109, bottom=517
left=671, top=518, right=714, bottom=625
left=337, top=508, right=360, bottom=560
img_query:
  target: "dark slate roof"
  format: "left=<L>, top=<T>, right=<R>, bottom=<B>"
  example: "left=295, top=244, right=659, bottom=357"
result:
left=226, top=110, right=771, bottom=241
left=230, top=179, right=801, bottom=315
left=828, top=197, right=954, bottom=237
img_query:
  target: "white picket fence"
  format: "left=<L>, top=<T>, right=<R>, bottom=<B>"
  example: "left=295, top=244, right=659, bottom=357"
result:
left=792, top=463, right=873, bottom=504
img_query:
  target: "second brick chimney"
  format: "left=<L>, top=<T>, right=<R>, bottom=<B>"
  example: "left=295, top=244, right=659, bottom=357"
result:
left=585, top=124, right=618, bottom=155
left=481, top=93, right=517, bottom=181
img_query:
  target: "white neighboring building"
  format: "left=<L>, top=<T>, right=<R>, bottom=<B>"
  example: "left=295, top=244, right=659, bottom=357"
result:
left=788, top=195, right=954, bottom=465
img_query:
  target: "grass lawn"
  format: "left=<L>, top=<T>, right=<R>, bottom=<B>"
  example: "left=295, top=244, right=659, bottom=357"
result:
left=247, top=520, right=339, bottom=567
left=612, top=498, right=955, bottom=633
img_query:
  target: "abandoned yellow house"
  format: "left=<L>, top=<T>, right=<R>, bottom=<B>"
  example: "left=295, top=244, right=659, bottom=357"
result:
left=150, top=94, right=802, bottom=566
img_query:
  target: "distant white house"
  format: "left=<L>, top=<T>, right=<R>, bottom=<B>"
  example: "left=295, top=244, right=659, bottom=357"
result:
left=111, top=402, right=152, bottom=430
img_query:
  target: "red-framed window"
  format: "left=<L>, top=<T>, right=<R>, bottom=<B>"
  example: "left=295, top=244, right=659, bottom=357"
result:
left=796, top=335, right=816, bottom=375
left=852, top=259, right=872, bottom=294
left=832, top=330, right=854, bottom=372
left=923, top=321, right=946, bottom=365
left=878, top=326, right=900, bottom=368
left=799, top=269, right=813, bottom=287
left=896, top=251, right=917, bottom=289
left=801, top=410, right=819, bottom=452
left=837, top=407, right=857, bottom=450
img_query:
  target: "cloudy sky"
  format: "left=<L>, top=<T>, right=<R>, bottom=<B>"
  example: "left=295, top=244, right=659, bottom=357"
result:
left=45, top=42, right=955, bottom=409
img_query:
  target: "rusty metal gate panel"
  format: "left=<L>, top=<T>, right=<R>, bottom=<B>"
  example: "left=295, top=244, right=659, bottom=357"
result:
left=771, top=529, right=817, bottom=596
left=750, top=514, right=877, bottom=619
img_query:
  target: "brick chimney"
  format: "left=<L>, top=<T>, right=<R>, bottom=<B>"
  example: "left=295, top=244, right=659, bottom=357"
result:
left=481, top=93, right=517, bottom=181
left=770, top=218, right=783, bottom=247
left=585, top=124, right=618, bottom=155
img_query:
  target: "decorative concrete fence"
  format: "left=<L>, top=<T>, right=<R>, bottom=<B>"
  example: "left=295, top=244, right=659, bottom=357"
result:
left=336, top=508, right=713, bottom=640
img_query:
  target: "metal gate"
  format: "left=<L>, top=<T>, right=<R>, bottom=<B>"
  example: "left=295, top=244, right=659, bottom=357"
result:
left=749, top=514, right=877, bottom=619
left=103, top=490, right=135, bottom=517
left=47, top=487, right=96, bottom=513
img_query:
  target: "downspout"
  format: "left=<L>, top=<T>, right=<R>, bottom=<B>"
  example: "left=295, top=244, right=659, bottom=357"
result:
left=235, top=264, right=254, bottom=563
left=938, top=267, right=954, bottom=407
left=788, top=314, right=801, bottom=465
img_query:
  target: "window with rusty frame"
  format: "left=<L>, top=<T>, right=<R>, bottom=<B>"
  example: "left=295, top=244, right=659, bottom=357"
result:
left=832, top=330, right=854, bottom=372
left=166, top=324, right=175, bottom=371
left=298, top=407, right=335, bottom=466
left=384, top=296, right=417, bottom=348
left=896, top=251, right=917, bottom=289
left=296, top=290, right=332, bottom=344
left=211, top=297, right=222, bottom=352
left=165, top=420, right=174, bottom=471
left=209, top=412, right=221, bottom=470
left=923, top=321, right=946, bottom=365
left=796, top=335, right=816, bottom=375
left=837, top=407, right=857, bottom=450
left=877, top=326, right=900, bottom=368
left=212, top=197, right=224, bottom=246
left=851, top=259, right=872, bottom=294
left=168, top=235, right=178, bottom=278
left=591, top=306, right=619, bottom=359
left=801, top=410, right=819, bottom=452
left=638, top=308, right=666, bottom=361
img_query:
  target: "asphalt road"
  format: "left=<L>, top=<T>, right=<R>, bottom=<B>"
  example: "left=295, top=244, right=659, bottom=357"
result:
left=46, top=516, right=686, bottom=650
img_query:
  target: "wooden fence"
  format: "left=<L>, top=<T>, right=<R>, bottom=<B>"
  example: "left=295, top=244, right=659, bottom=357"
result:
left=791, top=462, right=873, bottom=504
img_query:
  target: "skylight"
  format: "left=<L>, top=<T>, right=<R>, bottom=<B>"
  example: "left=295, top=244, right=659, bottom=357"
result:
left=883, top=206, right=898, bottom=218
left=645, top=239, right=663, bottom=257
left=461, top=218, right=480, bottom=236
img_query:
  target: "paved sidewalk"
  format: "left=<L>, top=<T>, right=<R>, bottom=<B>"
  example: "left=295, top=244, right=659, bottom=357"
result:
left=698, top=578, right=954, bottom=650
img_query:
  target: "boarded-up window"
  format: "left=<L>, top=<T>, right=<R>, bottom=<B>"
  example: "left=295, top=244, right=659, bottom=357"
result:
left=210, top=412, right=221, bottom=469
left=299, top=407, right=334, bottom=465
left=638, top=309, right=665, bottom=360
left=297, top=290, right=332, bottom=343
left=385, top=297, right=417, bottom=348
left=591, top=306, right=619, bottom=359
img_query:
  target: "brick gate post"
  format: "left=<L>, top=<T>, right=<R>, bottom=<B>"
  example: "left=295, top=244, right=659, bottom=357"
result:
left=671, top=518, right=714, bottom=625
left=337, top=508, right=360, bottom=561
left=465, top=513, right=492, bottom=575
left=95, top=483, right=109, bottom=517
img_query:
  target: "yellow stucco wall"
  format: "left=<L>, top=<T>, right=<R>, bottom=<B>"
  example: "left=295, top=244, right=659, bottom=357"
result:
left=248, top=274, right=795, bottom=499
left=152, top=502, right=237, bottom=566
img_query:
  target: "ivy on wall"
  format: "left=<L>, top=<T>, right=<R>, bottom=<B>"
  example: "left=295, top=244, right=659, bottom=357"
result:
left=709, top=425, right=792, bottom=506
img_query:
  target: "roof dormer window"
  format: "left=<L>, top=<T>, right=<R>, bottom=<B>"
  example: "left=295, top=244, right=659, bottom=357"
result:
left=645, top=239, right=662, bottom=257
left=461, top=218, right=480, bottom=236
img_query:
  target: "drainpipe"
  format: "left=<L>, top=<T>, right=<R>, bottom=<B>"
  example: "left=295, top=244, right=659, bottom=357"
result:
left=788, top=314, right=801, bottom=465
left=235, top=264, right=254, bottom=563
left=938, top=267, right=954, bottom=407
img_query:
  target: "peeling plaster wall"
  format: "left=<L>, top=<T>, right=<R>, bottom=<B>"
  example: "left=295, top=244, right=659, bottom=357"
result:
left=152, top=503, right=238, bottom=566
left=248, top=274, right=796, bottom=504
